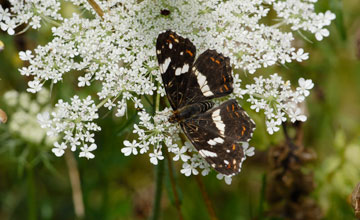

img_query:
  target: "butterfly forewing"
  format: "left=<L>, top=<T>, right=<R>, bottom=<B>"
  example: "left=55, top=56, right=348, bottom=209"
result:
left=156, top=30, right=196, bottom=109
left=180, top=100, right=255, bottom=176
left=179, top=49, right=234, bottom=108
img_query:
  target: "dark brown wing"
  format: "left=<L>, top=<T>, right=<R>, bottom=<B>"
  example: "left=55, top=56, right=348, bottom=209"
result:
left=181, top=99, right=255, bottom=176
left=179, top=49, right=234, bottom=107
left=156, top=30, right=196, bottom=110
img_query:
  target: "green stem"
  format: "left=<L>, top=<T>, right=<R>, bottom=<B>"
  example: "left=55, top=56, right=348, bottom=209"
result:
left=27, top=166, right=37, bottom=220
left=96, top=96, right=111, bottom=109
left=155, top=92, right=161, bottom=112
left=150, top=156, right=165, bottom=220
left=149, top=90, right=164, bottom=220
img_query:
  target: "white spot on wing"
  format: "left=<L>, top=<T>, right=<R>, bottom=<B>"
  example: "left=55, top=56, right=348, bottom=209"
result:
left=199, top=149, right=217, bottom=157
left=195, top=70, right=214, bottom=97
left=160, top=57, right=171, bottom=74
left=175, top=67, right=181, bottom=76
left=181, top=64, right=189, bottom=73
left=174, top=64, right=190, bottom=76
left=214, top=137, right=224, bottom=143
left=207, top=139, right=217, bottom=145
left=169, top=43, right=173, bottom=49
left=203, top=91, right=213, bottom=96
left=157, top=50, right=161, bottom=55
left=207, top=137, right=224, bottom=145
left=212, top=109, right=225, bottom=136
left=180, top=51, right=184, bottom=55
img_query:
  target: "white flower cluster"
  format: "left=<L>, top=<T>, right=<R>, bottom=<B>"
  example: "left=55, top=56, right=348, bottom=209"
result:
left=1, top=0, right=335, bottom=182
left=122, top=108, right=180, bottom=164
left=2, top=89, right=56, bottom=145
left=0, top=0, right=62, bottom=35
left=273, top=0, right=336, bottom=41
left=37, top=96, right=100, bottom=159
left=244, top=74, right=314, bottom=134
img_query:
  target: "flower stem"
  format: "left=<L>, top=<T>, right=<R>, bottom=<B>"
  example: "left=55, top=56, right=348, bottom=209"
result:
left=87, top=0, right=104, bottom=18
left=150, top=90, right=164, bottom=220
left=195, top=175, right=218, bottom=220
left=150, top=156, right=165, bottom=220
left=65, top=149, right=85, bottom=219
left=164, top=150, right=184, bottom=220
left=155, top=91, right=161, bottom=112
left=96, top=96, right=110, bottom=109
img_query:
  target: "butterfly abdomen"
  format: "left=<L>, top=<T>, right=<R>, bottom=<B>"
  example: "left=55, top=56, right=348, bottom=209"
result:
left=169, top=101, right=214, bottom=123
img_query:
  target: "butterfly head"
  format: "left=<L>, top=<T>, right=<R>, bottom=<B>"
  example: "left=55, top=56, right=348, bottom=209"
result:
left=168, top=110, right=180, bottom=123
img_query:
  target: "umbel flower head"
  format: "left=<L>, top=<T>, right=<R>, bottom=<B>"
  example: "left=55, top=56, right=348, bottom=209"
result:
left=1, top=0, right=335, bottom=183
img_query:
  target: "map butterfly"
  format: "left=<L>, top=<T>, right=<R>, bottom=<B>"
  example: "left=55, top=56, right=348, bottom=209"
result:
left=156, top=30, right=255, bottom=176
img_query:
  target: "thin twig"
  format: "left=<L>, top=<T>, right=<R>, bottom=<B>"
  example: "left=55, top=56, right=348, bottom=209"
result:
left=87, top=0, right=104, bottom=18
left=195, top=175, right=218, bottom=220
left=164, top=150, right=184, bottom=220
left=65, top=149, right=85, bottom=219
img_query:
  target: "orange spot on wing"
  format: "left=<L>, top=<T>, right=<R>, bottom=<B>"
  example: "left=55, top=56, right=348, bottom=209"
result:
left=227, top=164, right=231, bottom=169
left=234, top=112, right=240, bottom=118
left=224, top=84, right=229, bottom=91
left=186, top=50, right=193, bottom=56
left=226, top=106, right=230, bottom=112
left=223, top=75, right=227, bottom=83
left=215, top=60, right=220, bottom=64
left=220, top=87, right=223, bottom=93
left=241, top=125, right=246, bottom=136
left=210, top=57, right=215, bottom=62
left=232, top=104, right=235, bottom=111
left=169, top=34, right=179, bottom=42
left=232, top=144, right=236, bottom=150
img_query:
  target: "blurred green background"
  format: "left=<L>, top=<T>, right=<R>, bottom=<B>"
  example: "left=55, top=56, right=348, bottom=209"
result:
left=1, top=0, right=360, bottom=220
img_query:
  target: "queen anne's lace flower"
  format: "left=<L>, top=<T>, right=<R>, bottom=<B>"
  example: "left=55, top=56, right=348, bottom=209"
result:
left=52, top=142, right=67, bottom=157
left=38, top=96, right=101, bottom=157
left=79, top=144, right=97, bottom=159
left=245, top=74, right=313, bottom=134
left=1, top=0, right=335, bottom=183
left=0, top=0, right=62, bottom=35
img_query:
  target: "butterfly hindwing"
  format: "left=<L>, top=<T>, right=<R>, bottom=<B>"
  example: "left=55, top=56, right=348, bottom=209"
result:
left=218, top=99, right=256, bottom=142
left=181, top=49, right=233, bottom=107
left=181, top=99, right=255, bottom=176
left=156, top=30, right=196, bottom=109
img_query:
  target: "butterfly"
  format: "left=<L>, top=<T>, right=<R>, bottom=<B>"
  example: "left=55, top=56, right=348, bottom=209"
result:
left=156, top=30, right=255, bottom=176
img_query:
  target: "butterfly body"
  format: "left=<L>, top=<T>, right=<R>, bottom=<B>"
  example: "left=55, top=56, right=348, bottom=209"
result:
left=156, top=30, right=255, bottom=176
left=169, top=101, right=214, bottom=123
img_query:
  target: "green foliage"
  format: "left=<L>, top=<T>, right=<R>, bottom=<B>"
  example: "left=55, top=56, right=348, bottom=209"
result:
left=1, top=1, right=360, bottom=219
